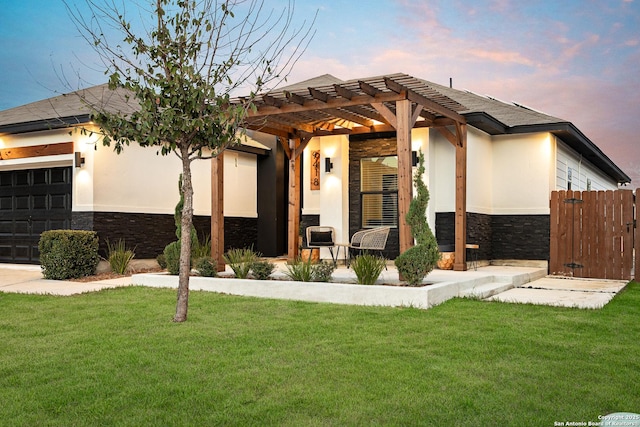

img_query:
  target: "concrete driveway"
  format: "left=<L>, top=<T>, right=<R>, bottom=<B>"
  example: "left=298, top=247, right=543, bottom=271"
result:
left=0, top=264, right=132, bottom=296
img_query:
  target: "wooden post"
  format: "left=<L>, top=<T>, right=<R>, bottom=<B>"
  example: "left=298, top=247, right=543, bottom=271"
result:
left=396, top=99, right=414, bottom=254
left=287, top=138, right=301, bottom=262
left=211, top=154, right=225, bottom=271
left=636, top=188, right=640, bottom=281
left=453, top=123, right=467, bottom=271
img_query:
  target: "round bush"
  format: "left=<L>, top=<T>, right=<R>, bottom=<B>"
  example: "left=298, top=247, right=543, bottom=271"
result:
left=38, top=230, right=100, bottom=280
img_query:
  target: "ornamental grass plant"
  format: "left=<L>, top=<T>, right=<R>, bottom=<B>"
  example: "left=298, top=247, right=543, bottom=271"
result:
left=106, top=239, right=136, bottom=274
left=350, top=253, right=387, bottom=285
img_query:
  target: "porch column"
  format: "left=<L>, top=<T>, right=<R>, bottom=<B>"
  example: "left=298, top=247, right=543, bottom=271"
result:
left=453, top=123, right=467, bottom=271
left=211, top=153, right=225, bottom=271
left=396, top=99, right=414, bottom=254
left=287, top=138, right=302, bottom=261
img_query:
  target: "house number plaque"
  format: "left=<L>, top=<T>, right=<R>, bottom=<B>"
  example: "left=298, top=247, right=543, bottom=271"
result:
left=311, top=150, right=320, bottom=190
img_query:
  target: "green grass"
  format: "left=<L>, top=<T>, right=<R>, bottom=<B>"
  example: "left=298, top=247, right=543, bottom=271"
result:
left=1, top=283, right=639, bottom=426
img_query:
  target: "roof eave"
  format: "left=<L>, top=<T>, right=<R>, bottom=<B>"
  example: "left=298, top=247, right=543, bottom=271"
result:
left=0, top=114, right=91, bottom=135
left=509, top=122, right=631, bottom=184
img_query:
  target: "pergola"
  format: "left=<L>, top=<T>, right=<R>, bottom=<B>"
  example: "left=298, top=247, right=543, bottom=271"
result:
left=214, top=73, right=470, bottom=271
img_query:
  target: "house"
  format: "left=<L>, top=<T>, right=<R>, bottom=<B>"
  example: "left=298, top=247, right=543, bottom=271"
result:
left=0, top=74, right=630, bottom=267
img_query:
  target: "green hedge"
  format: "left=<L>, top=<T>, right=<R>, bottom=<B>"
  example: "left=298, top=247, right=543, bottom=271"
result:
left=38, top=230, right=100, bottom=280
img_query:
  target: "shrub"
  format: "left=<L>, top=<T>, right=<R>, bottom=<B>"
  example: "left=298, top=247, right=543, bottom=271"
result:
left=156, top=253, right=167, bottom=269
left=38, top=230, right=100, bottom=280
left=312, top=261, right=335, bottom=282
left=223, top=247, right=258, bottom=279
left=284, top=259, right=334, bottom=282
left=350, top=254, right=386, bottom=285
left=251, top=259, right=275, bottom=280
left=106, top=239, right=135, bottom=274
left=163, top=241, right=181, bottom=275
left=394, top=245, right=439, bottom=286
left=395, top=150, right=440, bottom=285
left=195, top=257, right=217, bottom=277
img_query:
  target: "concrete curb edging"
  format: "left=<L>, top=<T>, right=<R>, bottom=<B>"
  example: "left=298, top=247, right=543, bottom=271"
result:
left=131, top=267, right=547, bottom=309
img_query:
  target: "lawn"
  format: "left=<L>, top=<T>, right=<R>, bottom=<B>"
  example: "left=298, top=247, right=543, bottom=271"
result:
left=1, top=283, right=639, bottom=426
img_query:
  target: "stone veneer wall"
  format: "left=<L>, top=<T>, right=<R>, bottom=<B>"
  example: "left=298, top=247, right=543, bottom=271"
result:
left=491, top=214, right=549, bottom=260
left=72, top=212, right=257, bottom=259
left=300, top=214, right=320, bottom=247
left=348, top=133, right=400, bottom=259
left=435, top=212, right=549, bottom=261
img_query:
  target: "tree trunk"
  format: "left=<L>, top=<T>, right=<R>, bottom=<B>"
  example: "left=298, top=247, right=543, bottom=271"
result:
left=173, top=148, right=194, bottom=322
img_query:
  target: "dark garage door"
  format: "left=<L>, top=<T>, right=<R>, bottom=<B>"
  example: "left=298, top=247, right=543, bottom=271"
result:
left=0, top=167, right=72, bottom=263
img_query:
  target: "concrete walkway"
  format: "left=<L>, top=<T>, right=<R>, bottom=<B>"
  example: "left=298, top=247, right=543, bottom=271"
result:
left=0, top=262, right=628, bottom=309
left=0, top=264, right=134, bottom=296
left=487, top=276, right=628, bottom=309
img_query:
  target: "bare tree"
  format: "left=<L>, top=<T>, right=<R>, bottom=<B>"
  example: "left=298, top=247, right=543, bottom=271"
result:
left=66, top=0, right=315, bottom=322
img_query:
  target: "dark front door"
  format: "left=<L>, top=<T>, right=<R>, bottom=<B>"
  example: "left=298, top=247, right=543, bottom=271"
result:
left=0, top=167, right=72, bottom=263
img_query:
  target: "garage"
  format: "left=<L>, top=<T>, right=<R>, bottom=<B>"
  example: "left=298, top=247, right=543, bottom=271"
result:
left=0, top=166, right=72, bottom=263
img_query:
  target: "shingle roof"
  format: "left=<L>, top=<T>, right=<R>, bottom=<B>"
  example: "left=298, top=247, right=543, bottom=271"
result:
left=423, top=79, right=565, bottom=128
left=0, top=84, right=137, bottom=133
left=0, top=74, right=629, bottom=183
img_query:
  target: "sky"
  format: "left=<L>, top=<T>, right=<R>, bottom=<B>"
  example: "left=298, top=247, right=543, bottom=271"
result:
left=1, top=0, right=639, bottom=183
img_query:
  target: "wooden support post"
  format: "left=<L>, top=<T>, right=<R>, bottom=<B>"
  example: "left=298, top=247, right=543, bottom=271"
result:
left=211, top=154, right=225, bottom=271
left=453, top=123, right=468, bottom=271
left=287, top=138, right=302, bottom=262
left=396, top=99, right=414, bottom=254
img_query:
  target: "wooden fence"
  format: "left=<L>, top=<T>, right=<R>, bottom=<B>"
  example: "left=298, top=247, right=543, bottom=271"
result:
left=549, top=190, right=636, bottom=281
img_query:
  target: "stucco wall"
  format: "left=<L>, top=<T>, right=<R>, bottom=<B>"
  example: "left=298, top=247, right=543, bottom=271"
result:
left=0, top=127, right=258, bottom=217
left=491, top=133, right=552, bottom=215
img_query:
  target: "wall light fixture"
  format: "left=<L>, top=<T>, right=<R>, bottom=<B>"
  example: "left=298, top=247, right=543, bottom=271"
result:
left=325, top=157, right=333, bottom=173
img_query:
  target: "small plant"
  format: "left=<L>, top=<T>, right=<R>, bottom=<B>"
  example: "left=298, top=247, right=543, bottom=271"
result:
left=223, top=247, right=259, bottom=279
left=284, top=259, right=335, bottom=282
left=163, top=241, right=181, bottom=275
left=106, top=239, right=135, bottom=274
left=156, top=253, right=167, bottom=269
left=284, top=258, right=313, bottom=282
left=350, top=254, right=386, bottom=285
left=195, top=257, right=217, bottom=277
left=192, top=234, right=211, bottom=260
left=251, top=259, right=275, bottom=280
left=312, top=261, right=335, bottom=282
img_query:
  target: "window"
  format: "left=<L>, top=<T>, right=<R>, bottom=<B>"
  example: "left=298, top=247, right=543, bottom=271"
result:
left=360, top=156, right=398, bottom=228
left=567, top=167, right=572, bottom=190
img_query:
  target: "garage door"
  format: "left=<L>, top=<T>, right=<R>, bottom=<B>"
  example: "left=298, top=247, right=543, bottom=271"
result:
left=0, top=167, right=72, bottom=263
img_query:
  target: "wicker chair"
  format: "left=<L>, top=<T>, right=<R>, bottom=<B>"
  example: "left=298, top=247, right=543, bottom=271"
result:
left=306, top=226, right=338, bottom=266
left=347, top=226, right=391, bottom=267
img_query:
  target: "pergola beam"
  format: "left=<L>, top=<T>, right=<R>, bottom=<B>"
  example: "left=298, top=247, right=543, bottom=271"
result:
left=227, top=73, right=469, bottom=270
left=385, top=77, right=466, bottom=123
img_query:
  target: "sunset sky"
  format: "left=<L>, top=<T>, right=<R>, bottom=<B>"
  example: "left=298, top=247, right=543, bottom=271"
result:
left=1, top=0, right=639, bottom=182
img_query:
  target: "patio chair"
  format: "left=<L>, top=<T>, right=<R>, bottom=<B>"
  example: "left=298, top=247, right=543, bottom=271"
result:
left=306, top=226, right=338, bottom=266
left=347, top=226, right=391, bottom=267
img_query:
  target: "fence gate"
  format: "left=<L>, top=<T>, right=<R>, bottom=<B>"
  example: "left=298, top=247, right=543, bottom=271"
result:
left=549, top=190, right=636, bottom=280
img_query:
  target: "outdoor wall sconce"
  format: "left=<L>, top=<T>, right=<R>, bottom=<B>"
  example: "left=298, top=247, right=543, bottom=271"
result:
left=325, top=157, right=333, bottom=173
left=412, top=151, right=418, bottom=167
left=74, top=151, right=85, bottom=168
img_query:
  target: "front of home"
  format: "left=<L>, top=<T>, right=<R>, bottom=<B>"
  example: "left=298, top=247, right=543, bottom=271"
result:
left=0, top=74, right=629, bottom=266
